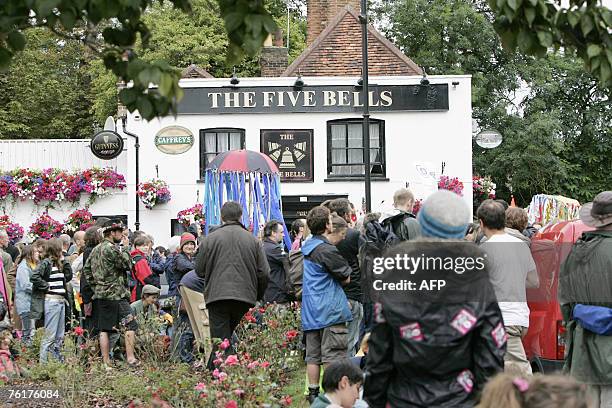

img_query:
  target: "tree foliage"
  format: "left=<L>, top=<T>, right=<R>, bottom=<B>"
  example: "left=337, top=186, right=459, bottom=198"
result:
left=0, top=28, right=95, bottom=139
left=376, top=0, right=611, bottom=205
left=488, top=0, right=611, bottom=87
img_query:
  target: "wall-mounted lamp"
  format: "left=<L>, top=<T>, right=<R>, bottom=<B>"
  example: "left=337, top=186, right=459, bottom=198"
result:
left=293, top=74, right=304, bottom=90
left=420, top=68, right=430, bottom=86
left=230, top=67, right=240, bottom=86
left=452, top=81, right=460, bottom=89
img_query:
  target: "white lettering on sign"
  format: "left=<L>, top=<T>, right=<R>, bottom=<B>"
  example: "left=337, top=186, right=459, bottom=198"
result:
left=203, top=90, right=396, bottom=110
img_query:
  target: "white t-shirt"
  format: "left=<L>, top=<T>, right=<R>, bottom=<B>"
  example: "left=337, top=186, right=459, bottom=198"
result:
left=482, top=233, right=537, bottom=327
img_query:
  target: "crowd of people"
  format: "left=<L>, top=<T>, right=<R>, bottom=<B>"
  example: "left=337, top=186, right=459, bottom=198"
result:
left=0, top=189, right=610, bottom=408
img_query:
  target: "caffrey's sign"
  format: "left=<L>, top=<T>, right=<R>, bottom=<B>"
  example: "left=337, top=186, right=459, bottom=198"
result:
left=178, top=84, right=449, bottom=114
left=155, top=126, right=194, bottom=154
left=90, top=130, right=124, bottom=160
left=261, top=130, right=314, bottom=182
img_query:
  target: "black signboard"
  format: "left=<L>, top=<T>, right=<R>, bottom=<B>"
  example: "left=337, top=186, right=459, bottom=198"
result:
left=178, top=84, right=449, bottom=114
left=261, top=130, right=314, bottom=182
left=90, top=130, right=124, bottom=160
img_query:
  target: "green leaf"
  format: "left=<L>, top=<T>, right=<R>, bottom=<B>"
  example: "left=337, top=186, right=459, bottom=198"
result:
left=158, top=74, right=173, bottom=96
left=262, top=15, right=277, bottom=35
left=137, top=96, right=154, bottom=120
left=500, top=29, right=518, bottom=50
left=580, top=14, right=594, bottom=36
left=528, top=0, right=537, bottom=6
left=518, top=29, right=534, bottom=52
left=587, top=44, right=601, bottom=58
left=225, top=12, right=244, bottom=32
left=525, top=7, right=536, bottom=26
left=7, top=31, right=26, bottom=52
left=119, top=88, right=139, bottom=106
left=495, top=0, right=506, bottom=9
left=507, top=0, right=518, bottom=11
left=137, top=67, right=161, bottom=87
left=567, top=11, right=579, bottom=27
left=600, top=59, right=611, bottom=83
left=536, top=31, right=553, bottom=47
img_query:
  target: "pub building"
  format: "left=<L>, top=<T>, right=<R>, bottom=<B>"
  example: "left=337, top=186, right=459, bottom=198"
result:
left=0, top=1, right=473, bottom=242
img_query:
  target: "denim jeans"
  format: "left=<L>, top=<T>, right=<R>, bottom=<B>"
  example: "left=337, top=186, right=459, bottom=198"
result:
left=39, top=298, right=66, bottom=363
left=19, top=312, right=36, bottom=346
left=347, top=299, right=364, bottom=357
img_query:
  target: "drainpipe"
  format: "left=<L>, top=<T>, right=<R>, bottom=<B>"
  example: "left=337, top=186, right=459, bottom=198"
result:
left=121, top=117, right=140, bottom=231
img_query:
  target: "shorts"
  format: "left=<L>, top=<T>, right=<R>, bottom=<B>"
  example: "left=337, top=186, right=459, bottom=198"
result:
left=94, top=299, right=138, bottom=333
left=305, top=323, right=349, bottom=365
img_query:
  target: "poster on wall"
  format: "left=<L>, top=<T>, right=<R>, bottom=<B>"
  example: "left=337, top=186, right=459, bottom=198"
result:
left=261, top=129, right=314, bottom=182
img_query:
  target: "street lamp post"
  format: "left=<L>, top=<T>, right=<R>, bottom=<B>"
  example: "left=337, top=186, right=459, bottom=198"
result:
left=360, top=0, right=372, bottom=213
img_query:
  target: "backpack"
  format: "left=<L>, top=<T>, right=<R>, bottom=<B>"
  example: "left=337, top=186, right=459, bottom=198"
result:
left=129, top=254, right=144, bottom=290
left=359, top=219, right=400, bottom=303
left=284, top=249, right=304, bottom=300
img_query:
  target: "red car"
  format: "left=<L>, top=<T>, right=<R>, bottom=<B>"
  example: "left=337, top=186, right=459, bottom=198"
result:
left=522, top=220, right=594, bottom=373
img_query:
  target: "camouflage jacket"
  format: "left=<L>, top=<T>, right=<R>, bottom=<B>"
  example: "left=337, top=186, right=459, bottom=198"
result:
left=83, top=239, right=132, bottom=301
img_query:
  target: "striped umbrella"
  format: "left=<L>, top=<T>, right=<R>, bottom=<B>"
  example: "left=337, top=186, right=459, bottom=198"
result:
left=206, top=149, right=278, bottom=174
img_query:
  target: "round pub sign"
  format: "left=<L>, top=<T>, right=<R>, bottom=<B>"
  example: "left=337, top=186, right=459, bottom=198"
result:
left=155, top=126, right=194, bottom=155
left=90, top=130, right=124, bottom=160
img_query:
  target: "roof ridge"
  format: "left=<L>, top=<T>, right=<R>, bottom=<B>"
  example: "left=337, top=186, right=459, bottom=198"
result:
left=283, top=5, right=422, bottom=77
left=182, top=64, right=215, bottom=79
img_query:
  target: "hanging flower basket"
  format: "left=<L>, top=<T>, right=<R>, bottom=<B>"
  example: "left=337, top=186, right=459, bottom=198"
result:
left=472, top=175, right=496, bottom=208
left=64, top=208, right=94, bottom=233
left=0, top=215, right=24, bottom=244
left=438, top=175, right=464, bottom=197
left=177, top=204, right=205, bottom=228
left=29, top=214, right=64, bottom=240
left=137, top=179, right=171, bottom=210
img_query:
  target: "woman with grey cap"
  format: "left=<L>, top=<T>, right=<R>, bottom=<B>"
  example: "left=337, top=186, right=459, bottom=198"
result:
left=364, top=190, right=505, bottom=408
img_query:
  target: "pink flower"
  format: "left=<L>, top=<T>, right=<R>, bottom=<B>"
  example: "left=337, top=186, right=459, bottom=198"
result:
left=218, top=372, right=228, bottom=382
left=212, top=368, right=221, bottom=379
left=74, top=326, right=85, bottom=336
left=213, top=358, right=223, bottom=366
left=78, top=344, right=87, bottom=350
left=194, top=383, right=206, bottom=392
left=225, top=355, right=239, bottom=366
left=285, top=330, right=299, bottom=342
left=261, top=361, right=270, bottom=368
left=247, top=361, right=259, bottom=369
left=225, top=401, right=237, bottom=408
left=281, top=395, right=293, bottom=406
left=234, top=389, right=245, bottom=397
left=219, top=338, right=230, bottom=350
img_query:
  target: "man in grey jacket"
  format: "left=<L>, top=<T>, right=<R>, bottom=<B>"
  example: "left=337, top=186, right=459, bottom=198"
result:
left=379, top=188, right=421, bottom=242
left=195, top=201, right=269, bottom=366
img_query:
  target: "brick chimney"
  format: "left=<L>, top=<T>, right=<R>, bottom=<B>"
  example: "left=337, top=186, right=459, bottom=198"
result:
left=260, top=30, right=288, bottom=77
left=307, top=0, right=361, bottom=45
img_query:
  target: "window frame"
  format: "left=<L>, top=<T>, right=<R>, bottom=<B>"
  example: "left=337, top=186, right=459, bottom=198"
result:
left=199, top=127, right=246, bottom=175
left=326, top=118, right=386, bottom=179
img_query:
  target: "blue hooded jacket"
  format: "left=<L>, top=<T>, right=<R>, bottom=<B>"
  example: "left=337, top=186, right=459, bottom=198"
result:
left=301, top=236, right=352, bottom=331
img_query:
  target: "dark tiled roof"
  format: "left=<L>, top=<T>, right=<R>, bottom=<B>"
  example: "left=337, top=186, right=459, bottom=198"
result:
left=284, top=6, right=422, bottom=77
left=181, top=65, right=215, bottom=79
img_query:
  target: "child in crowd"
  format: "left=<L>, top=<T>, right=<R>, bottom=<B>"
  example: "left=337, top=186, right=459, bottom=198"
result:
left=310, top=359, right=364, bottom=408
left=477, top=373, right=592, bottom=408
left=0, top=330, right=21, bottom=381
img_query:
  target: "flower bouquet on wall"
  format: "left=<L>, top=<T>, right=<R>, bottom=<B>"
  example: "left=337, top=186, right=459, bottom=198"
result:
left=0, top=215, right=24, bottom=244
left=137, top=179, right=171, bottom=210
left=64, top=208, right=94, bottom=233
left=438, top=175, right=464, bottom=197
left=29, top=214, right=64, bottom=240
left=177, top=204, right=205, bottom=228
left=473, top=175, right=496, bottom=209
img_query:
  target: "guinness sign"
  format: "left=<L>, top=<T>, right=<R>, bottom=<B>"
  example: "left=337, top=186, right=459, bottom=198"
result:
left=90, top=130, right=124, bottom=160
left=155, top=126, right=194, bottom=155
left=261, top=129, right=314, bottom=182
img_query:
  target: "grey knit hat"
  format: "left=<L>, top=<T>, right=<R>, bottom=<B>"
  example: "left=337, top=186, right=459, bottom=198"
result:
left=417, top=190, right=471, bottom=239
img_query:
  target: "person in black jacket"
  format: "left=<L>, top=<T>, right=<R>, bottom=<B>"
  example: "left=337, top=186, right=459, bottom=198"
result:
left=195, top=201, right=269, bottom=368
left=328, top=198, right=363, bottom=357
left=364, top=190, right=505, bottom=408
left=262, top=220, right=290, bottom=304
left=174, top=233, right=196, bottom=284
